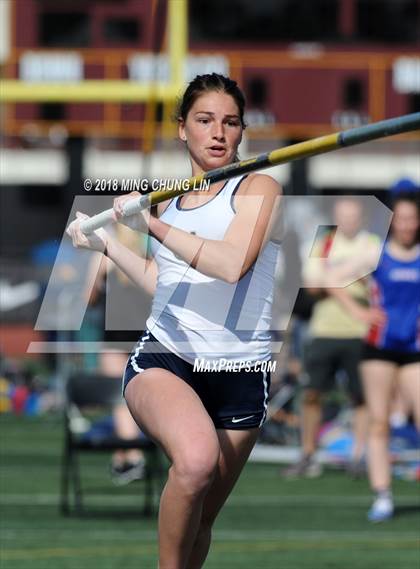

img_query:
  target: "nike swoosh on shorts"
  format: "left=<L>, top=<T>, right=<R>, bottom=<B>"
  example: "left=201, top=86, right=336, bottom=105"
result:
left=231, top=415, right=254, bottom=423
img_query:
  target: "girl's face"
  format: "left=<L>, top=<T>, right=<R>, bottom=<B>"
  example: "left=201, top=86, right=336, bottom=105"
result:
left=178, top=90, right=243, bottom=173
left=392, top=200, right=419, bottom=248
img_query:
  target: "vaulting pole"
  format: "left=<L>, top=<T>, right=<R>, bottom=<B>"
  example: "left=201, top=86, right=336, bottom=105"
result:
left=80, top=112, right=420, bottom=234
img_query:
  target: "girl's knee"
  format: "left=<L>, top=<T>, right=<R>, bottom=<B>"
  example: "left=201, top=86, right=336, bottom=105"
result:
left=171, top=444, right=220, bottom=496
left=369, top=418, right=389, bottom=438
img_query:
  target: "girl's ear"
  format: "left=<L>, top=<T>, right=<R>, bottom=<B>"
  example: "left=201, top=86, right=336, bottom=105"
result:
left=178, top=119, right=187, bottom=142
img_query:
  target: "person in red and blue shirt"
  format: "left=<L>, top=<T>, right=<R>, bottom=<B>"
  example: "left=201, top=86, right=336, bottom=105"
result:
left=328, top=193, right=419, bottom=522
left=361, top=193, right=420, bottom=522
left=366, top=236, right=419, bottom=354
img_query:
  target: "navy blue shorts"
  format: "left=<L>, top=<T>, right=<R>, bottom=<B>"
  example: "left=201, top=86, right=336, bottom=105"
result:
left=123, top=331, right=271, bottom=430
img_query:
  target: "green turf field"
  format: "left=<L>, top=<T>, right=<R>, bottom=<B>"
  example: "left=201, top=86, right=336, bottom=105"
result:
left=1, top=414, right=419, bottom=569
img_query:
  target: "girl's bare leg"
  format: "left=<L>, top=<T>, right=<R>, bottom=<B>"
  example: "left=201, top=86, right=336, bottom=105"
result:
left=361, top=361, right=396, bottom=491
left=125, top=370, right=220, bottom=569
left=352, top=404, right=368, bottom=462
left=398, top=363, right=420, bottom=429
left=186, top=428, right=260, bottom=568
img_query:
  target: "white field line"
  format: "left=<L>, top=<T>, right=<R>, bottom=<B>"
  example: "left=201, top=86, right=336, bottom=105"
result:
left=0, top=493, right=418, bottom=507
left=250, top=445, right=420, bottom=464
left=1, top=528, right=419, bottom=542
left=1, top=445, right=418, bottom=463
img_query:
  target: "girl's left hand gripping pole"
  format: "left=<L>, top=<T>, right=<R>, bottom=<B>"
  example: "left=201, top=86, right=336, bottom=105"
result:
left=79, top=194, right=152, bottom=235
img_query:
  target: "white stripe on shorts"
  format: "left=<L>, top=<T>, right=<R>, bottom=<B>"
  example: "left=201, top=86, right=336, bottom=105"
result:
left=130, top=330, right=150, bottom=374
left=259, top=370, right=269, bottom=427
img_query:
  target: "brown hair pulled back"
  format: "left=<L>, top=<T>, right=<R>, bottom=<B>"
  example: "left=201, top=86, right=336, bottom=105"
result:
left=177, top=73, right=246, bottom=128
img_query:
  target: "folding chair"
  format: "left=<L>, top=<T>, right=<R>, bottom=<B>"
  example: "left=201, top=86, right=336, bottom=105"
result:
left=60, top=372, right=161, bottom=516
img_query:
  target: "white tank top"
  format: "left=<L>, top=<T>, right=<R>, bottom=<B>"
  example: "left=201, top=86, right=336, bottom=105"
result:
left=146, top=175, right=280, bottom=364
